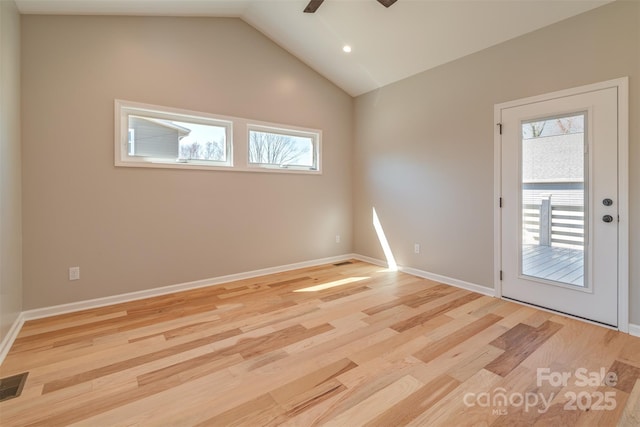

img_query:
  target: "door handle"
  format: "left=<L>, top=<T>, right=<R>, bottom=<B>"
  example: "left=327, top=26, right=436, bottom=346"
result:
left=603, top=215, right=614, bottom=223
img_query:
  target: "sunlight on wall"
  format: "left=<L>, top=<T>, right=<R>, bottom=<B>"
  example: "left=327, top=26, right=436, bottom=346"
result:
left=373, top=207, right=398, bottom=271
left=294, top=277, right=369, bottom=292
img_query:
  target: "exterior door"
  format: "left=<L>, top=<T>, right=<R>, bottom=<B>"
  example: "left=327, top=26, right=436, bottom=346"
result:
left=499, top=85, right=619, bottom=327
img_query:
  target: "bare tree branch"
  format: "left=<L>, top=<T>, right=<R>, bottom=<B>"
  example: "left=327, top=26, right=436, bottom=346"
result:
left=179, top=139, right=224, bottom=161
left=530, top=121, right=546, bottom=138
left=249, top=132, right=309, bottom=166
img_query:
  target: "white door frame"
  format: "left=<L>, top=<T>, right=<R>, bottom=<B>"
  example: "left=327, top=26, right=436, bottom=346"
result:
left=493, top=77, right=629, bottom=332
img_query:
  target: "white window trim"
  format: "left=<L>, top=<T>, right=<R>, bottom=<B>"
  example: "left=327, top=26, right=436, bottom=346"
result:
left=114, top=100, right=322, bottom=174
left=247, top=123, right=321, bottom=172
left=115, top=100, right=233, bottom=171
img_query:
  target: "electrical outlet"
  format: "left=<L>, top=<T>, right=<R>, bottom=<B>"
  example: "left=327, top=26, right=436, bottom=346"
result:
left=336, top=235, right=341, bottom=243
left=69, top=266, right=80, bottom=281
left=414, top=243, right=420, bottom=254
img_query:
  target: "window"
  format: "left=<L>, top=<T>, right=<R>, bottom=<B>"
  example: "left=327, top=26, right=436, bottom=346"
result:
left=248, top=125, right=319, bottom=171
left=115, top=100, right=321, bottom=174
left=115, top=100, right=232, bottom=169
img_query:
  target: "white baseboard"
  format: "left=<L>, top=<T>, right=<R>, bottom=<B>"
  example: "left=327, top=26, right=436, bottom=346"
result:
left=352, top=254, right=388, bottom=268
left=21, top=254, right=356, bottom=322
left=400, top=266, right=496, bottom=297
left=629, top=323, right=640, bottom=338
left=0, top=312, right=25, bottom=366
left=351, top=254, right=496, bottom=297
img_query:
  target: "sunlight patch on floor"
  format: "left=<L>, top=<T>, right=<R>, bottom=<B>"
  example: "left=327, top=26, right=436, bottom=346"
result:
left=294, top=277, right=370, bottom=292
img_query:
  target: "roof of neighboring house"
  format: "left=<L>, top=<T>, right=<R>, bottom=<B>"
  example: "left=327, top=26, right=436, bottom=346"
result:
left=133, top=116, right=192, bottom=136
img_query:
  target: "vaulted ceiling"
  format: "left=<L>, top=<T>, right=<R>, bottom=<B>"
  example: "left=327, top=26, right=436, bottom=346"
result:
left=15, top=0, right=611, bottom=96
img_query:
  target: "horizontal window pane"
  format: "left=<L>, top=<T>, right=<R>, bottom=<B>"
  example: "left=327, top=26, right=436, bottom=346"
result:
left=175, top=121, right=226, bottom=162
left=249, top=130, right=315, bottom=169
left=522, top=114, right=585, bottom=139
left=128, top=116, right=227, bottom=162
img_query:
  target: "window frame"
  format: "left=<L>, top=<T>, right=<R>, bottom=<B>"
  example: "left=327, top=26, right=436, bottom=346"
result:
left=115, top=100, right=234, bottom=171
left=115, top=100, right=322, bottom=174
left=247, top=124, right=321, bottom=172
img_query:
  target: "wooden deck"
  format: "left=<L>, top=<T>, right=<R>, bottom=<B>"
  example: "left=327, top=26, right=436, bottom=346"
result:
left=522, top=244, right=584, bottom=287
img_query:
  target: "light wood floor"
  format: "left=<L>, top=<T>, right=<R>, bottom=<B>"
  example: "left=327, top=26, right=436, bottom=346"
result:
left=1, top=260, right=639, bottom=426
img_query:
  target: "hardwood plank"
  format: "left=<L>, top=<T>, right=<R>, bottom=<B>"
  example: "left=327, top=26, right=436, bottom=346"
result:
left=207, top=358, right=357, bottom=424
left=194, top=393, right=282, bottom=427
left=609, top=360, right=640, bottom=393
left=486, top=320, right=564, bottom=377
left=390, top=292, right=483, bottom=332
left=573, top=386, right=629, bottom=427
left=448, top=344, right=504, bottom=383
left=269, top=357, right=357, bottom=405
left=618, top=336, right=640, bottom=368
left=314, top=357, right=427, bottom=421
left=350, top=314, right=452, bottom=365
left=406, top=368, right=503, bottom=426
left=277, top=387, right=348, bottom=427
left=364, top=374, right=461, bottom=426
left=323, top=374, right=424, bottom=426
left=41, top=327, right=244, bottom=394
left=519, top=314, right=610, bottom=373
left=319, top=285, right=371, bottom=302
left=408, top=322, right=508, bottom=386
left=362, top=283, right=453, bottom=316
left=413, top=313, right=503, bottom=363
left=618, top=379, right=640, bottom=426
left=278, top=378, right=347, bottom=418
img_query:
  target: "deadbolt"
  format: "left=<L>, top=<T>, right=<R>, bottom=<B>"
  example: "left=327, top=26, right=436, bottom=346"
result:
left=603, top=215, right=614, bottom=223
left=603, top=198, right=613, bottom=206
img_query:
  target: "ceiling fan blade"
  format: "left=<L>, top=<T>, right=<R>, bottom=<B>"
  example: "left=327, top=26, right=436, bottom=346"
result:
left=304, top=0, right=324, bottom=13
left=377, top=0, right=397, bottom=7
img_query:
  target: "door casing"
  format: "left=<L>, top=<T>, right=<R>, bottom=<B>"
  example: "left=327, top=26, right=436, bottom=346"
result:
left=493, top=77, right=629, bottom=332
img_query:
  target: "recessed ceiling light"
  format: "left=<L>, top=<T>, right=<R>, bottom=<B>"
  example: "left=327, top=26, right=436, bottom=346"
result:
left=342, top=45, right=352, bottom=53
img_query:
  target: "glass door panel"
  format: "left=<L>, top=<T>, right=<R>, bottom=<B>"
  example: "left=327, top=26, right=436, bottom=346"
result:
left=521, top=113, right=586, bottom=287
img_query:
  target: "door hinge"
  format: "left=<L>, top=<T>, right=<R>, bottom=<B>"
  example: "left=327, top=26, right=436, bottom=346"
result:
left=499, top=197, right=503, bottom=208
left=500, top=270, right=503, bottom=281
left=497, top=123, right=503, bottom=135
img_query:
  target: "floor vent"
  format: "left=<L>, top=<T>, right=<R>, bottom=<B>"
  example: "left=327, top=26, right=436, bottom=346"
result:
left=333, top=261, right=353, bottom=267
left=0, top=372, right=28, bottom=403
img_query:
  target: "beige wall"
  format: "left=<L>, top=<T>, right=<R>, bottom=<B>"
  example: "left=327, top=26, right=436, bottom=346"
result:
left=21, top=16, right=353, bottom=309
left=0, top=0, right=22, bottom=340
left=354, top=1, right=640, bottom=322
left=17, top=3, right=640, bottom=326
